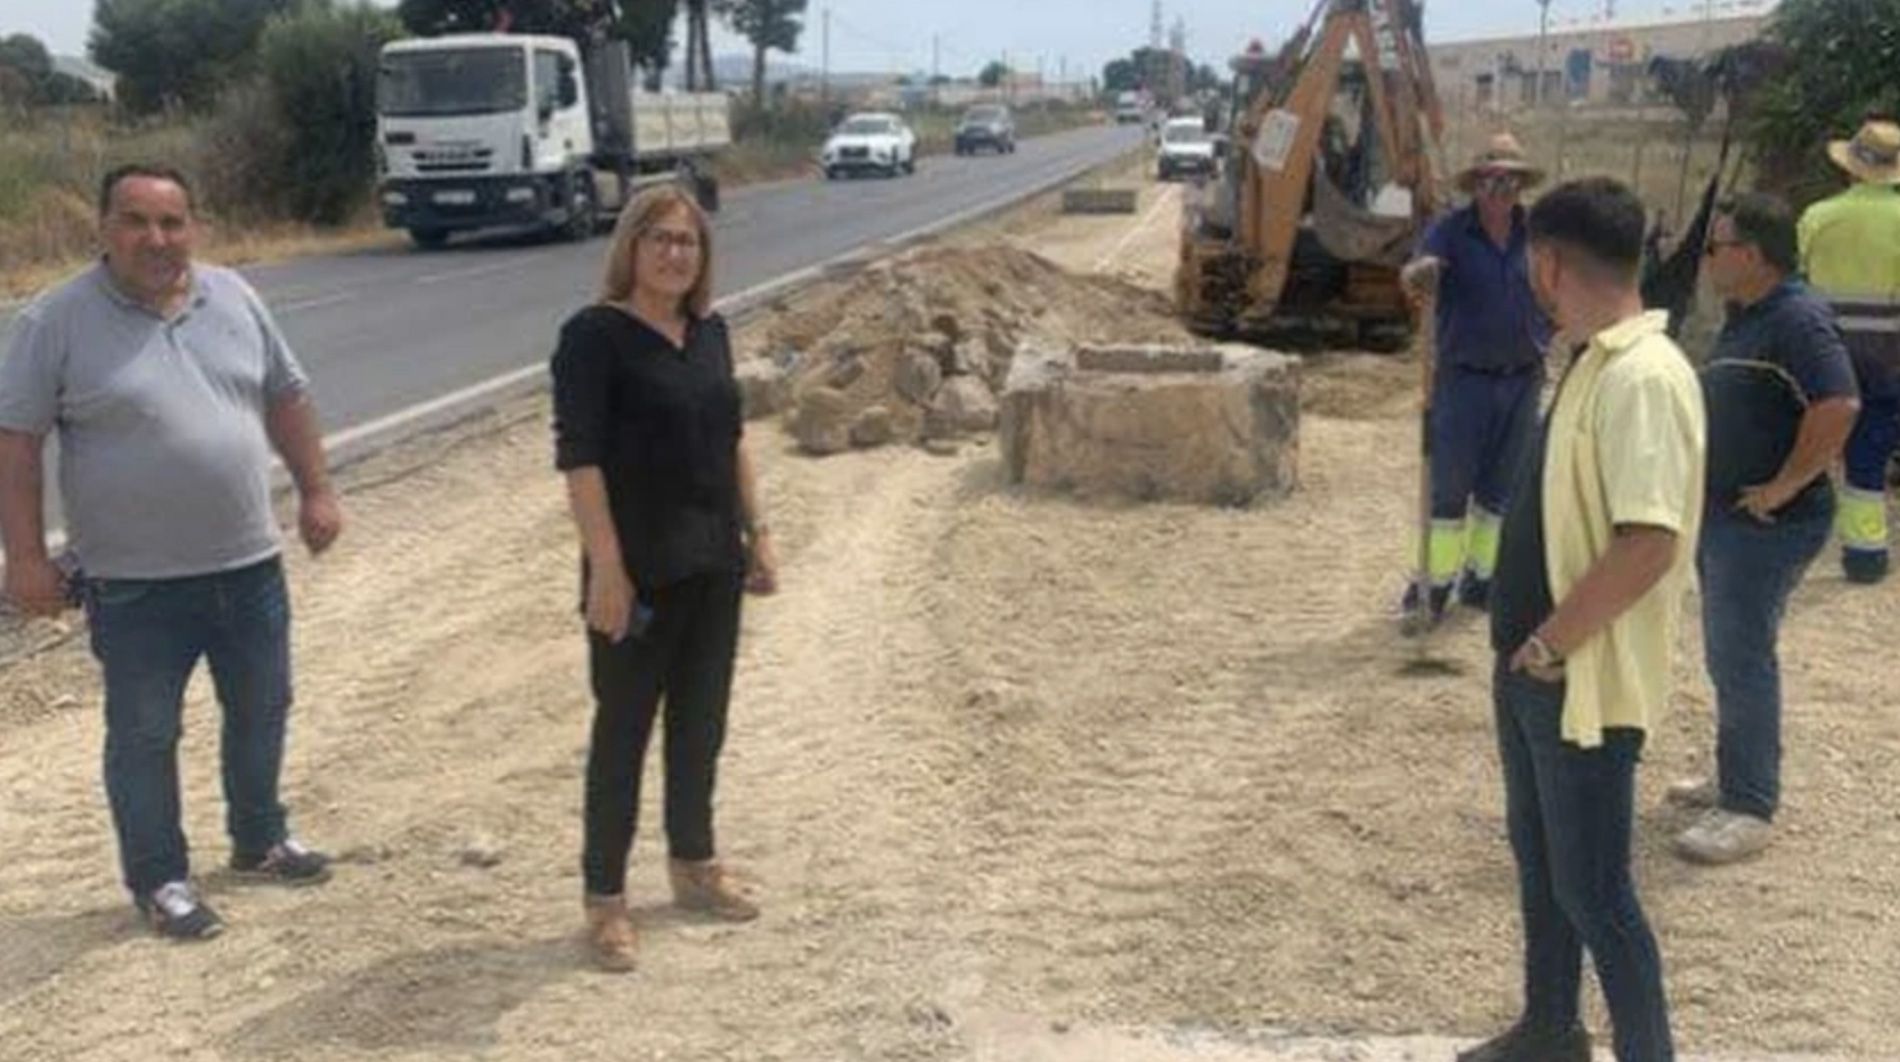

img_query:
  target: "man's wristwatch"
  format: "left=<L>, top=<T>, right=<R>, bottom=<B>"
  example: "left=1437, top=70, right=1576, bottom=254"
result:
left=1524, top=633, right=1565, bottom=671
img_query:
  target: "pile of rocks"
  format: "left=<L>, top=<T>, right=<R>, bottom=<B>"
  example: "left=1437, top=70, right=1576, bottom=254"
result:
left=733, top=245, right=1190, bottom=456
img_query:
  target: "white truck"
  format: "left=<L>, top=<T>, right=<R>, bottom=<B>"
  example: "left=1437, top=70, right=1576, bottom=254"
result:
left=376, top=33, right=730, bottom=249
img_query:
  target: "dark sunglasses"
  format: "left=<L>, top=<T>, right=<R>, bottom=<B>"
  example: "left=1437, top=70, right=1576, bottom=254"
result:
left=1476, top=173, right=1523, bottom=195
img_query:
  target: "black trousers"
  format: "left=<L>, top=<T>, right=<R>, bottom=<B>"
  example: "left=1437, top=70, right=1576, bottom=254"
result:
left=581, top=570, right=744, bottom=896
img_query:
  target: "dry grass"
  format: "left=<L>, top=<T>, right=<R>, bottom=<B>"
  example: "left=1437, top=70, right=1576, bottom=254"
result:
left=0, top=109, right=404, bottom=300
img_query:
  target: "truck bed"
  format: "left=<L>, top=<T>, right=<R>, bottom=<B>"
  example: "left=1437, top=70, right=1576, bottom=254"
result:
left=632, top=92, right=731, bottom=160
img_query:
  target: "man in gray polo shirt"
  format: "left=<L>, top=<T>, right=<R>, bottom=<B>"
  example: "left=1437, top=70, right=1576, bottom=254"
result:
left=0, top=164, right=344, bottom=941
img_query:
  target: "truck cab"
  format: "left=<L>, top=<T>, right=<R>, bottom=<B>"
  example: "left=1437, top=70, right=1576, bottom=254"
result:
left=376, top=33, right=728, bottom=250
left=377, top=34, right=597, bottom=248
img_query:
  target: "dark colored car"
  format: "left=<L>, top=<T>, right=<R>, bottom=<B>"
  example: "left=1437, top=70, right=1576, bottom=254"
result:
left=954, top=105, right=1016, bottom=155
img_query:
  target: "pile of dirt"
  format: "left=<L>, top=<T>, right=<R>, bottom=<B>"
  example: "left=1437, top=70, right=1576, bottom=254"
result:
left=750, top=244, right=1192, bottom=454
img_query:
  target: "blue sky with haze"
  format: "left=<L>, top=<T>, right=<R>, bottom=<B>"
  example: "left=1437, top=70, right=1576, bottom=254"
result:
left=9, top=1, right=1756, bottom=80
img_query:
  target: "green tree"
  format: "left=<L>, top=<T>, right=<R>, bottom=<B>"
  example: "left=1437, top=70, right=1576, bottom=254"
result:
left=395, top=0, right=613, bottom=38
left=712, top=0, right=806, bottom=106
left=256, top=1, right=404, bottom=224
left=90, top=0, right=298, bottom=113
left=1101, top=47, right=1168, bottom=95
left=0, top=33, right=98, bottom=105
left=683, top=0, right=718, bottom=90
left=624, top=0, right=680, bottom=87
left=395, top=0, right=676, bottom=84
left=1747, top=0, right=1900, bottom=206
left=1101, top=57, right=1138, bottom=94
left=978, top=60, right=1009, bottom=88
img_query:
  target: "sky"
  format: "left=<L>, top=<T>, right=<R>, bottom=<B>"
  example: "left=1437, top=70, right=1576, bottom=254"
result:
left=9, top=1, right=1759, bottom=81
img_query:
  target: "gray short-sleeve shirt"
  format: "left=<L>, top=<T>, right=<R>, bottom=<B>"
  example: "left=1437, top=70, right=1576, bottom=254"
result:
left=0, top=263, right=310, bottom=579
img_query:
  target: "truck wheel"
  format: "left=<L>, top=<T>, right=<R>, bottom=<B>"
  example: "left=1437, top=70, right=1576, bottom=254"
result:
left=692, top=171, right=721, bottom=213
left=561, top=177, right=595, bottom=243
left=409, top=227, right=450, bottom=250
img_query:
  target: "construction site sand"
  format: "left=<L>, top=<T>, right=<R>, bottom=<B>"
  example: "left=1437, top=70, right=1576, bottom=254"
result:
left=0, top=161, right=1895, bottom=1061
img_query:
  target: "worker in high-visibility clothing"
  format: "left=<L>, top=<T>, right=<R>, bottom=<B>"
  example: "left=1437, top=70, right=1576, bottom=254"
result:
left=1800, top=118, right=1900, bottom=584
left=1399, top=134, right=1554, bottom=627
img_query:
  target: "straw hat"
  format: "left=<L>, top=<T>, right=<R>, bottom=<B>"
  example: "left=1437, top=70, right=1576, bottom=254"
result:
left=1456, top=132, right=1547, bottom=194
left=1827, top=120, right=1900, bottom=185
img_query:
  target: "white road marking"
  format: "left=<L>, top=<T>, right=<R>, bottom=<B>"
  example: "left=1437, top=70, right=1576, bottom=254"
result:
left=414, top=253, right=554, bottom=285
left=279, top=292, right=359, bottom=314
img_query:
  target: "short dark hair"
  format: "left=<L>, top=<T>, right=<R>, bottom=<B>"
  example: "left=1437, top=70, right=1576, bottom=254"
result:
left=99, top=164, right=195, bottom=217
left=1720, top=192, right=1799, bottom=274
left=1527, top=177, right=1646, bottom=282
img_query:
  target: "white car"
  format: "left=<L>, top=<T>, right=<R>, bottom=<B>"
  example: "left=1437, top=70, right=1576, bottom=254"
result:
left=822, top=112, right=917, bottom=180
left=1157, top=116, right=1218, bottom=181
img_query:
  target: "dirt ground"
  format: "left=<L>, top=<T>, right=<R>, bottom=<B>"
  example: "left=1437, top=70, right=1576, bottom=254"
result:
left=1, top=156, right=1896, bottom=1062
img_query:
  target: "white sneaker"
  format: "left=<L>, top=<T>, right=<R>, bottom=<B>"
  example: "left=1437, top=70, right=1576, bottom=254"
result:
left=1675, top=808, right=1774, bottom=865
left=1665, top=776, right=1718, bottom=809
left=135, top=881, right=225, bottom=941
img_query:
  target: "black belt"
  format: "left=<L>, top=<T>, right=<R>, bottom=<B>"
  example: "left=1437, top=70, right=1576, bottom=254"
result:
left=1442, top=362, right=1541, bottom=378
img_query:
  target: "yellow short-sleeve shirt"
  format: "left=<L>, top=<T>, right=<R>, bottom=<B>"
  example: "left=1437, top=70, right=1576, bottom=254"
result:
left=1543, top=311, right=1707, bottom=748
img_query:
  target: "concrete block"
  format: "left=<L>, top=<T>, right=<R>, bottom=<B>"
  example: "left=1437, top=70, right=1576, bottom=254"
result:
left=1061, top=187, right=1140, bottom=215
left=1000, top=343, right=1300, bottom=506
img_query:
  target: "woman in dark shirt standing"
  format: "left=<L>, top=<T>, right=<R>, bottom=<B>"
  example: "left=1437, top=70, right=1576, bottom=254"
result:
left=551, top=185, right=779, bottom=972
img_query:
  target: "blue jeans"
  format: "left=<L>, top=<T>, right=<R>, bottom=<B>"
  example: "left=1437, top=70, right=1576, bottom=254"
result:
left=84, top=558, right=295, bottom=896
left=1698, top=509, right=1831, bottom=821
left=1494, top=661, right=1673, bottom=1062
left=1842, top=391, right=1898, bottom=577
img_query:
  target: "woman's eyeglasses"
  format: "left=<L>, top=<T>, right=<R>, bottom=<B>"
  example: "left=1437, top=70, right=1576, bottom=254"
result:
left=643, top=230, right=702, bottom=254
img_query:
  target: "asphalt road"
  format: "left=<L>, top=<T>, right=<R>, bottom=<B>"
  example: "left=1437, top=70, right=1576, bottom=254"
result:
left=3, top=124, right=1143, bottom=429
left=0, top=123, right=1145, bottom=544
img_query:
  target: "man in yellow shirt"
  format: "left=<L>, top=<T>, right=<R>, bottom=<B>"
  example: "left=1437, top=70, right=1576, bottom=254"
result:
left=1799, top=118, right=1900, bottom=584
left=1461, top=178, right=1705, bottom=1062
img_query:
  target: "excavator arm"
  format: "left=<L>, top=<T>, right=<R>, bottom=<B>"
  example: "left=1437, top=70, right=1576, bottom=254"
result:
left=1183, top=0, right=1443, bottom=346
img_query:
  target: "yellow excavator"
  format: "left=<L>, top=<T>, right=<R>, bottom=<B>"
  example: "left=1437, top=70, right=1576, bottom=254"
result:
left=1177, top=0, right=1445, bottom=350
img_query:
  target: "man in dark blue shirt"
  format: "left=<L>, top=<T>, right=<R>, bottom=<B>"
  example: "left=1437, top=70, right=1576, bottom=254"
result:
left=1674, top=193, right=1860, bottom=866
left=1401, top=134, right=1555, bottom=628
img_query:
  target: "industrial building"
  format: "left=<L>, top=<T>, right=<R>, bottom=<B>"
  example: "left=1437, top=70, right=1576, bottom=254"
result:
left=1428, top=2, right=1773, bottom=112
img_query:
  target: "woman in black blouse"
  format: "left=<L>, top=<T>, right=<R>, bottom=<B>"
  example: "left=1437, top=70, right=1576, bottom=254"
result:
left=551, top=184, right=779, bottom=972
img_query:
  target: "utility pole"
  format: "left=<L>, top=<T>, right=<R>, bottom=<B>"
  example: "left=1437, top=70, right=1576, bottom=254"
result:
left=1003, top=48, right=1011, bottom=104
left=819, top=6, right=831, bottom=108
left=932, top=34, right=941, bottom=109
left=1149, top=0, right=1165, bottom=106
left=1534, top=0, right=1552, bottom=110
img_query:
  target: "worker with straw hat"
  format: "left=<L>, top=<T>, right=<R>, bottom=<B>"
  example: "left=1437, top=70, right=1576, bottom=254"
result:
left=1399, top=132, right=1554, bottom=630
